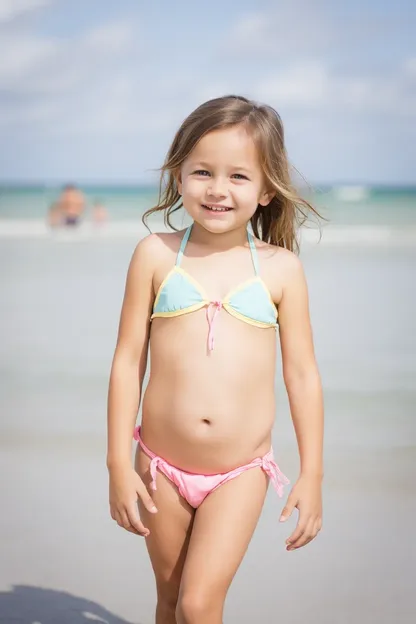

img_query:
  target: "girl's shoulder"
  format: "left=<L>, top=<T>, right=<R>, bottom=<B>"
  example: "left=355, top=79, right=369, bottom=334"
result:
left=252, top=237, right=305, bottom=304
left=253, top=236, right=303, bottom=274
left=136, top=229, right=182, bottom=248
left=131, top=230, right=185, bottom=270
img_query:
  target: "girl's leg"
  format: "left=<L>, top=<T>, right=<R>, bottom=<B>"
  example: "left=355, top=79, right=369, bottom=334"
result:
left=176, top=466, right=268, bottom=624
left=135, top=448, right=195, bottom=624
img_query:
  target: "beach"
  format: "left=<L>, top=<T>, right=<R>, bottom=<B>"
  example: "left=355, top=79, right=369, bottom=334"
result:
left=1, top=226, right=415, bottom=623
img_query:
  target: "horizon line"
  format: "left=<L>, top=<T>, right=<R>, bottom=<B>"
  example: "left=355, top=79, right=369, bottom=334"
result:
left=1, top=181, right=416, bottom=189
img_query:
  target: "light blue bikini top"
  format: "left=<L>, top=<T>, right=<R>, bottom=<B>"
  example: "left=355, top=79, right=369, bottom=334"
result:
left=151, top=224, right=278, bottom=350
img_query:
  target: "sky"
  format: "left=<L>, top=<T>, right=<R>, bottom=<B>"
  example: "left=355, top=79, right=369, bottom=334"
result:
left=0, top=0, right=415, bottom=185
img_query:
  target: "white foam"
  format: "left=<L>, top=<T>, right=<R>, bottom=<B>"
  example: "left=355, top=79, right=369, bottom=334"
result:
left=0, top=219, right=415, bottom=246
left=0, top=219, right=149, bottom=240
left=300, top=225, right=416, bottom=246
left=332, top=185, right=370, bottom=202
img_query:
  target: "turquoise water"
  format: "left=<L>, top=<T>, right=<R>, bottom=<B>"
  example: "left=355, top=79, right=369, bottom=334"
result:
left=1, top=184, right=415, bottom=226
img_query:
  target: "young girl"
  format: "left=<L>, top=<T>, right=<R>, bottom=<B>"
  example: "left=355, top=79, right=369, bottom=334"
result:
left=107, top=95, right=324, bottom=624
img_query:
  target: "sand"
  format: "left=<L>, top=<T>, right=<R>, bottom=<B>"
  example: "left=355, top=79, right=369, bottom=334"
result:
left=0, top=235, right=415, bottom=623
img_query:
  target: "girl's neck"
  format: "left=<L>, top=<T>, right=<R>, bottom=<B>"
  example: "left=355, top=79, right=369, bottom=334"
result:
left=189, top=221, right=249, bottom=251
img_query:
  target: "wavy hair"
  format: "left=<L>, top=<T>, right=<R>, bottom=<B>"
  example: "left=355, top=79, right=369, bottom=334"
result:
left=143, top=95, right=322, bottom=253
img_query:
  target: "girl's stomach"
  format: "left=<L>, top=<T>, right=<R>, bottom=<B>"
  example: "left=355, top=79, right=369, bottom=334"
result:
left=140, top=311, right=277, bottom=473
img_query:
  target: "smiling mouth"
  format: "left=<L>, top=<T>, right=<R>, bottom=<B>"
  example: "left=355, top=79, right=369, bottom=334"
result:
left=202, top=204, right=233, bottom=212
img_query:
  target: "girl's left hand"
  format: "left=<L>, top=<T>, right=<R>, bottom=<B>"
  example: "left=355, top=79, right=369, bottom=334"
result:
left=279, top=474, right=323, bottom=551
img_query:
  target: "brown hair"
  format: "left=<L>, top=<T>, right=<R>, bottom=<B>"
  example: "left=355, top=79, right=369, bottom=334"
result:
left=143, top=95, right=322, bottom=253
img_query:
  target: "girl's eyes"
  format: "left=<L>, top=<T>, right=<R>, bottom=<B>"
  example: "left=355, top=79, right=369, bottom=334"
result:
left=192, top=170, right=248, bottom=180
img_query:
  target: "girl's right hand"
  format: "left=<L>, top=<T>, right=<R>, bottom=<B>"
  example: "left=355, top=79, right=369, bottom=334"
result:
left=109, top=465, right=158, bottom=537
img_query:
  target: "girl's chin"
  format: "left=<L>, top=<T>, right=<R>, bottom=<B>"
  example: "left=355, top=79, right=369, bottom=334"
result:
left=196, top=215, right=234, bottom=230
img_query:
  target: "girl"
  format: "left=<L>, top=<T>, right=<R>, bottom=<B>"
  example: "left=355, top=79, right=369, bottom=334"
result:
left=107, top=95, right=324, bottom=624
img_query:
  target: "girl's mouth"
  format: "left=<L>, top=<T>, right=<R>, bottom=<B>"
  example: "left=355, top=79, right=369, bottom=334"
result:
left=202, top=204, right=233, bottom=212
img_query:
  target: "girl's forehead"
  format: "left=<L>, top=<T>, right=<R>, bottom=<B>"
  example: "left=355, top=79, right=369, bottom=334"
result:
left=188, top=125, right=260, bottom=167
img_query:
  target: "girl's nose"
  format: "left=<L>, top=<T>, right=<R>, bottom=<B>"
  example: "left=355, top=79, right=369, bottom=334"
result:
left=207, top=178, right=227, bottom=198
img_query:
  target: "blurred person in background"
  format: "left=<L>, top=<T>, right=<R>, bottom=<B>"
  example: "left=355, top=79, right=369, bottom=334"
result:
left=58, top=183, right=85, bottom=226
left=46, top=201, right=62, bottom=228
left=92, top=199, right=108, bottom=225
left=46, top=183, right=86, bottom=228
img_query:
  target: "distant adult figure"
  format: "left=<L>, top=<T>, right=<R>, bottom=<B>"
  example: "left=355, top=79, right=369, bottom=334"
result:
left=58, top=184, right=85, bottom=226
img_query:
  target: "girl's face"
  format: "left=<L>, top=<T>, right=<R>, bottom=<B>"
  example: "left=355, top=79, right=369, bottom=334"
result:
left=177, top=125, right=272, bottom=234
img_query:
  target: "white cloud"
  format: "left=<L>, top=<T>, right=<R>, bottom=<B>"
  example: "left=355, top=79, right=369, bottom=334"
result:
left=219, top=5, right=416, bottom=119
left=224, top=3, right=333, bottom=59
left=252, top=59, right=416, bottom=118
left=0, top=16, right=178, bottom=138
left=403, top=57, right=416, bottom=77
left=228, top=12, right=270, bottom=43
left=224, top=3, right=411, bottom=63
left=0, top=19, right=135, bottom=94
left=81, top=20, right=135, bottom=54
left=256, top=63, right=329, bottom=108
left=0, top=34, right=57, bottom=85
left=0, top=0, right=51, bottom=23
left=0, top=19, right=145, bottom=145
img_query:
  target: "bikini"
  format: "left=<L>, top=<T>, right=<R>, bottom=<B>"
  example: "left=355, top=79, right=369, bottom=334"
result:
left=134, top=224, right=288, bottom=508
left=151, top=223, right=278, bottom=351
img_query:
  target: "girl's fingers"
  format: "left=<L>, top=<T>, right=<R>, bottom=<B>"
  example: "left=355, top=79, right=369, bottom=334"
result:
left=312, top=518, right=322, bottom=542
left=279, top=494, right=297, bottom=522
left=126, top=502, right=150, bottom=537
left=115, top=507, right=149, bottom=537
left=119, top=509, right=142, bottom=535
left=295, top=520, right=315, bottom=549
left=114, top=510, right=123, bottom=528
left=119, top=510, right=133, bottom=530
left=288, top=518, right=319, bottom=550
left=286, top=520, right=306, bottom=549
left=136, top=482, right=158, bottom=514
left=124, top=524, right=141, bottom=535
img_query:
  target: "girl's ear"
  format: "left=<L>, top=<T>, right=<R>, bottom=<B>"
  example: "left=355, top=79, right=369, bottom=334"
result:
left=259, top=189, right=275, bottom=206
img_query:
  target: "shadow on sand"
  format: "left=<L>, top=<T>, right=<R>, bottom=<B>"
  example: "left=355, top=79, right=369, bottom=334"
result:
left=0, top=585, right=138, bottom=624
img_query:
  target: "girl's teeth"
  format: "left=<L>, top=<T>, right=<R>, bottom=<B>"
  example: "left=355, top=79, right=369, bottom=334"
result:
left=204, top=205, right=229, bottom=212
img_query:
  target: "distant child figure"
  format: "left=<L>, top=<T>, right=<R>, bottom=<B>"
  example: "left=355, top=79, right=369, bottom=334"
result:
left=46, top=202, right=62, bottom=228
left=107, top=95, right=324, bottom=624
left=92, top=200, right=108, bottom=225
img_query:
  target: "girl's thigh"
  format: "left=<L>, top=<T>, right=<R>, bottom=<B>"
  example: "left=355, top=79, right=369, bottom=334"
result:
left=135, top=447, right=195, bottom=595
left=179, top=466, right=268, bottom=600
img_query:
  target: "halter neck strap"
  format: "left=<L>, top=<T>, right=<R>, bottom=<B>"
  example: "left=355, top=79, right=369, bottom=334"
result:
left=175, top=225, right=192, bottom=266
left=248, top=231, right=260, bottom=275
left=176, top=225, right=259, bottom=275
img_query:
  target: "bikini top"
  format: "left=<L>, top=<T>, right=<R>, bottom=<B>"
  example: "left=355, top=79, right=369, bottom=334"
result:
left=151, top=224, right=278, bottom=350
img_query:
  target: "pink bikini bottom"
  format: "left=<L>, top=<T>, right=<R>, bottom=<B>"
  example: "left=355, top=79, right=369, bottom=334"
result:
left=134, top=426, right=289, bottom=508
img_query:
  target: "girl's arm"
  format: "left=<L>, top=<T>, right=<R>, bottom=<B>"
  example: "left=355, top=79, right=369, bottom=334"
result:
left=107, top=236, right=155, bottom=469
left=277, top=253, right=324, bottom=550
left=107, top=235, right=159, bottom=535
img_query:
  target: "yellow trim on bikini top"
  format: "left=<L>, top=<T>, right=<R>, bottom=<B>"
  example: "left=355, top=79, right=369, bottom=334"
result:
left=151, top=225, right=278, bottom=329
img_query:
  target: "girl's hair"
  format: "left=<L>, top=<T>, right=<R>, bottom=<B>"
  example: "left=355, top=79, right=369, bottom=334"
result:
left=143, top=95, right=322, bottom=253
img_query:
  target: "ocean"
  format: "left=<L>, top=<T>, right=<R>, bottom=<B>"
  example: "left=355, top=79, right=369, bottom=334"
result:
left=1, top=184, right=416, bottom=245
